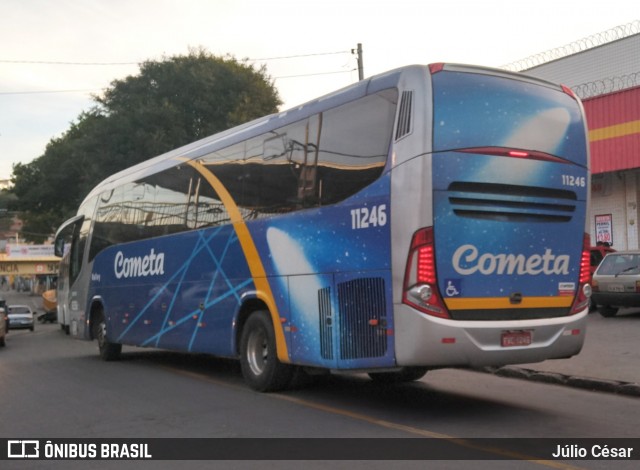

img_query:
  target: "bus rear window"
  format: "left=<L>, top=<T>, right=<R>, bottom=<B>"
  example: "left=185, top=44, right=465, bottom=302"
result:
left=432, top=71, right=587, bottom=167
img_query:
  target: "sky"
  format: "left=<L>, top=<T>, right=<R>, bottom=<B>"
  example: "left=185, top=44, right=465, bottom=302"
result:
left=1, top=0, right=638, bottom=180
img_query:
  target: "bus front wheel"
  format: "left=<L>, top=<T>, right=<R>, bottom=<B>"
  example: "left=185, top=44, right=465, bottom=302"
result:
left=240, top=311, right=292, bottom=392
left=93, top=308, right=122, bottom=361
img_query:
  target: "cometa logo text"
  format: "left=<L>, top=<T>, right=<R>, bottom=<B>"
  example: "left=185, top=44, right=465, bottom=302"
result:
left=452, top=244, right=570, bottom=276
left=114, top=249, right=165, bottom=279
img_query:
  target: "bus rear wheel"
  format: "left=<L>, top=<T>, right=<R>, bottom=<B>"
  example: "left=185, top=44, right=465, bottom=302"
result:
left=93, top=308, right=122, bottom=361
left=368, top=367, right=428, bottom=384
left=240, top=311, right=292, bottom=392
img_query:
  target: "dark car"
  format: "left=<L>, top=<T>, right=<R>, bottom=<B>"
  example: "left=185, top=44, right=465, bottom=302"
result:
left=591, top=251, right=640, bottom=317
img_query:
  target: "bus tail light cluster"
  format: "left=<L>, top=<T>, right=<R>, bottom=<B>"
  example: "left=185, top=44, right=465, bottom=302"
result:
left=570, top=233, right=592, bottom=315
left=403, top=227, right=450, bottom=318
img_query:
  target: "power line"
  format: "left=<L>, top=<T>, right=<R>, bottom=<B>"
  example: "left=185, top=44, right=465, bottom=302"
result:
left=0, top=59, right=138, bottom=66
left=0, top=89, right=100, bottom=96
left=249, top=50, right=351, bottom=61
left=0, top=48, right=357, bottom=95
left=0, top=72, right=350, bottom=96
left=0, top=69, right=356, bottom=95
left=275, top=69, right=356, bottom=79
left=0, top=50, right=351, bottom=67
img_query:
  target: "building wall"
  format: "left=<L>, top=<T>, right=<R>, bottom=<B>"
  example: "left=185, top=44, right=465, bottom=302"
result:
left=584, top=86, right=640, bottom=174
left=591, top=171, right=640, bottom=250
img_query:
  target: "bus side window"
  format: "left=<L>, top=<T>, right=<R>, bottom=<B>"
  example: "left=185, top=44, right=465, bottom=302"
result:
left=317, top=89, right=397, bottom=205
left=90, top=188, right=123, bottom=261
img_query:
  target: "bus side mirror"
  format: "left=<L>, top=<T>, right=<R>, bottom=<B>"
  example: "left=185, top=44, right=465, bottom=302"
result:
left=54, top=237, right=65, bottom=257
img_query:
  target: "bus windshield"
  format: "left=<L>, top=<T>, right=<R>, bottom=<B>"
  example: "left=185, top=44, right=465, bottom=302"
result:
left=432, top=70, right=588, bottom=167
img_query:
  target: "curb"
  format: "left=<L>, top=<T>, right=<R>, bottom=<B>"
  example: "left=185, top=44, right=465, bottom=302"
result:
left=480, top=366, right=640, bottom=398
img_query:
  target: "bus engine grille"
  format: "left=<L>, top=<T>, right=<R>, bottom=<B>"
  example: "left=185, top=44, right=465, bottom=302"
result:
left=337, top=277, right=388, bottom=360
left=447, top=182, right=577, bottom=223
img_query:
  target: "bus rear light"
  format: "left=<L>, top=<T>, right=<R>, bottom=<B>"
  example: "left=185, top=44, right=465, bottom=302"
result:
left=458, top=146, right=567, bottom=164
left=561, top=85, right=577, bottom=99
left=570, top=233, right=592, bottom=314
left=578, top=242, right=591, bottom=285
left=403, top=227, right=450, bottom=318
left=429, top=63, right=445, bottom=74
left=417, top=245, right=436, bottom=284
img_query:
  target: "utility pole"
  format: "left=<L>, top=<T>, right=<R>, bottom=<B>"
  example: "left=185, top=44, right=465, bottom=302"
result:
left=352, top=43, right=364, bottom=81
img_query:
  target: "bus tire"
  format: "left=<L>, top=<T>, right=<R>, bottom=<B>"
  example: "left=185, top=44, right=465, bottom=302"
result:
left=239, top=310, right=292, bottom=392
left=93, top=308, right=122, bottom=361
left=368, top=367, right=428, bottom=384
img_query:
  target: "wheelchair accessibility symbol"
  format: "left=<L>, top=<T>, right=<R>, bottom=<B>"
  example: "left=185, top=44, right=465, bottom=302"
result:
left=444, top=279, right=462, bottom=297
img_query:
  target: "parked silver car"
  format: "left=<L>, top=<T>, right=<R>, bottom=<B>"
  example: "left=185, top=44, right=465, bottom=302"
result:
left=7, top=305, right=35, bottom=331
left=591, top=251, right=640, bottom=317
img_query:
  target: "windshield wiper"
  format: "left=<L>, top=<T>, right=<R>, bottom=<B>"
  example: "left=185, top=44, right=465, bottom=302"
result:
left=615, top=266, right=640, bottom=277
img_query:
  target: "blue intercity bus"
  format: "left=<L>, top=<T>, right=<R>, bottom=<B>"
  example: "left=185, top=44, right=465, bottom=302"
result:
left=54, top=63, right=591, bottom=391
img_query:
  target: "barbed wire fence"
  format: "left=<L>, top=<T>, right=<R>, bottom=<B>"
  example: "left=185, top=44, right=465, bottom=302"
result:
left=573, top=71, right=640, bottom=99
left=502, top=20, right=640, bottom=72
left=500, top=20, right=640, bottom=72
left=501, top=21, right=640, bottom=100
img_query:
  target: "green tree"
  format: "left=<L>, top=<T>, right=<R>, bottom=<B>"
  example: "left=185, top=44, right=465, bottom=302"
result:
left=11, top=49, right=281, bottom=242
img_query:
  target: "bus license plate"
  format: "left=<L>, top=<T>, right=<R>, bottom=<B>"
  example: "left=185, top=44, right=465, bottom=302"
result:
left=501, top=331, right=531, bottom=347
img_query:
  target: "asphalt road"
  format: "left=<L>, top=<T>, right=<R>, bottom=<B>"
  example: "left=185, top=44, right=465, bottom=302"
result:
left=1, top=290, right=639, bottom=470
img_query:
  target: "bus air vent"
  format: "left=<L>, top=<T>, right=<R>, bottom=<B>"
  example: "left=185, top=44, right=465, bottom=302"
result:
left=447, top=182, right=577, bottom=223
left=337, top=277, right=388, bottom=359
left=318, top=286, right=333, bottom=360
left=395, top=91, right=413, bottom=140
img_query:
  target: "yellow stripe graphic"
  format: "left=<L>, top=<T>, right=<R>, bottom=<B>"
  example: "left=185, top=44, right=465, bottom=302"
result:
left=445, top=296, right=573, bottom=310
left=186, top=159, right=290, bottom=362
left=589, top=119, right=640, bottom=142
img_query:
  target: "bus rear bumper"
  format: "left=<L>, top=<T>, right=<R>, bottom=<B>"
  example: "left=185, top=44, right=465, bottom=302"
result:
left=393, top=304, right=588, bottom=368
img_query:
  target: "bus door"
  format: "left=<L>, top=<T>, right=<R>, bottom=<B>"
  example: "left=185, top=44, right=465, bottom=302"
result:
left=54, top=213, right=93, bottom=337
